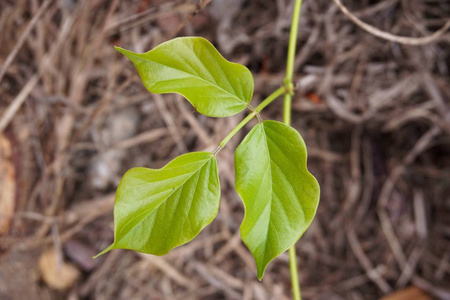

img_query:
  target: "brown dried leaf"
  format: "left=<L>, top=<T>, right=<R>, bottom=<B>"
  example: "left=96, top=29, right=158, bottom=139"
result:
left=380, top=286, right=432, bottom=300
left=38, top=249, right=81, bottom=290
left=0, top=133, right=15, bottom=235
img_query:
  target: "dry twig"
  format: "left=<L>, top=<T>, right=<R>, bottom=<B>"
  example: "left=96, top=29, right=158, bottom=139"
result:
left=332, top=0, right=450, bottom=45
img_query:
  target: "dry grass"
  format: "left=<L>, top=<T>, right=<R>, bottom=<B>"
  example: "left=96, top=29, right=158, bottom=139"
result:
left=1, top=0, right=450, bottom=299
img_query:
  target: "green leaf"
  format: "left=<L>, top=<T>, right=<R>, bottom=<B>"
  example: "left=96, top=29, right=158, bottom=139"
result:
left=115, top=37, right=254, bottom=117
left=96, top=152, right=220, bottom=257
left=235, top=120, right=320, bottom=280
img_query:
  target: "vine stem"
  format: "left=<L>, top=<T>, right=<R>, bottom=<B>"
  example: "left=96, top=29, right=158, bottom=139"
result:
left=289, top=247, right=301, bottom=300
left=283, top=0, right=302, bottom=126
left=285, top=1, right=303, bottom=300
left=218, top=86, right=285, bottom=148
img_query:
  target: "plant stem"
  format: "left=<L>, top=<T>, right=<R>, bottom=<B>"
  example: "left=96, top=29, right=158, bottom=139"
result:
left=283, top=0, right=302, bottom=126
left=218, top=86, right=285, bottom=148
left=289, top=247, right=301, bottom=300
left=284, top=1, right=303, bottom=300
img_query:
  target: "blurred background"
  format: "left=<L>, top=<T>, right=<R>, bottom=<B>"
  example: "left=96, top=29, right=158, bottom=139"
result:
left=1, top=0, right=450, bottom=299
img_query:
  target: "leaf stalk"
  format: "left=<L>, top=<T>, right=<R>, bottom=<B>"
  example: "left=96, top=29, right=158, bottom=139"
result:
left=218, top=86, right=285, bottom=149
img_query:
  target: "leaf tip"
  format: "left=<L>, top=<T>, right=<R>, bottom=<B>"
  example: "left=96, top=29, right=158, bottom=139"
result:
left=113, top=46, right=138, bottom=61
left=256, top=267, right=266, bottom=281
left=114, top=45, right=127, bottom=55
left=93, top=244, right=114, bottom=259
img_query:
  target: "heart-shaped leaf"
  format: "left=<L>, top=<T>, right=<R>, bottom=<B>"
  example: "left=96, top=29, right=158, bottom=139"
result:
left=235, top=120, right=320, bottom=279
left=96, top=152, right=220, bottom=257
left=115, top=37, right=254, bottom=117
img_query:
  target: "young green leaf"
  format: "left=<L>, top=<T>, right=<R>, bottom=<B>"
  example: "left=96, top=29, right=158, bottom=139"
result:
left=235, top=120, right=320, bottom=280
left=96, top=152, right=220, bottom=257
left=115, top=37, right=254, bottom=117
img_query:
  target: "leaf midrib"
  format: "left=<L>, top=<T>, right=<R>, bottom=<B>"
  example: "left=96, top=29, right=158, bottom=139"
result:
left=259, top=125, right=272, bottom=273
left=257, top=124, right=298, bottom=274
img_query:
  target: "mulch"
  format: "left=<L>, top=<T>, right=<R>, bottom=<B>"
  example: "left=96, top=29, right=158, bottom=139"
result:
left=1, top=0, right=449, bottom=299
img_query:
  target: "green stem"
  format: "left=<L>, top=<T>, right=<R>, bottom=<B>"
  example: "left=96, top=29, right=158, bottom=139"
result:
left=283, top=0, right=302, bottom=127
left=218, top=86, right=285, bottom=148
left=285, top=1, right=303, bottom=300
left=289, top=247, right=301, bottom=300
